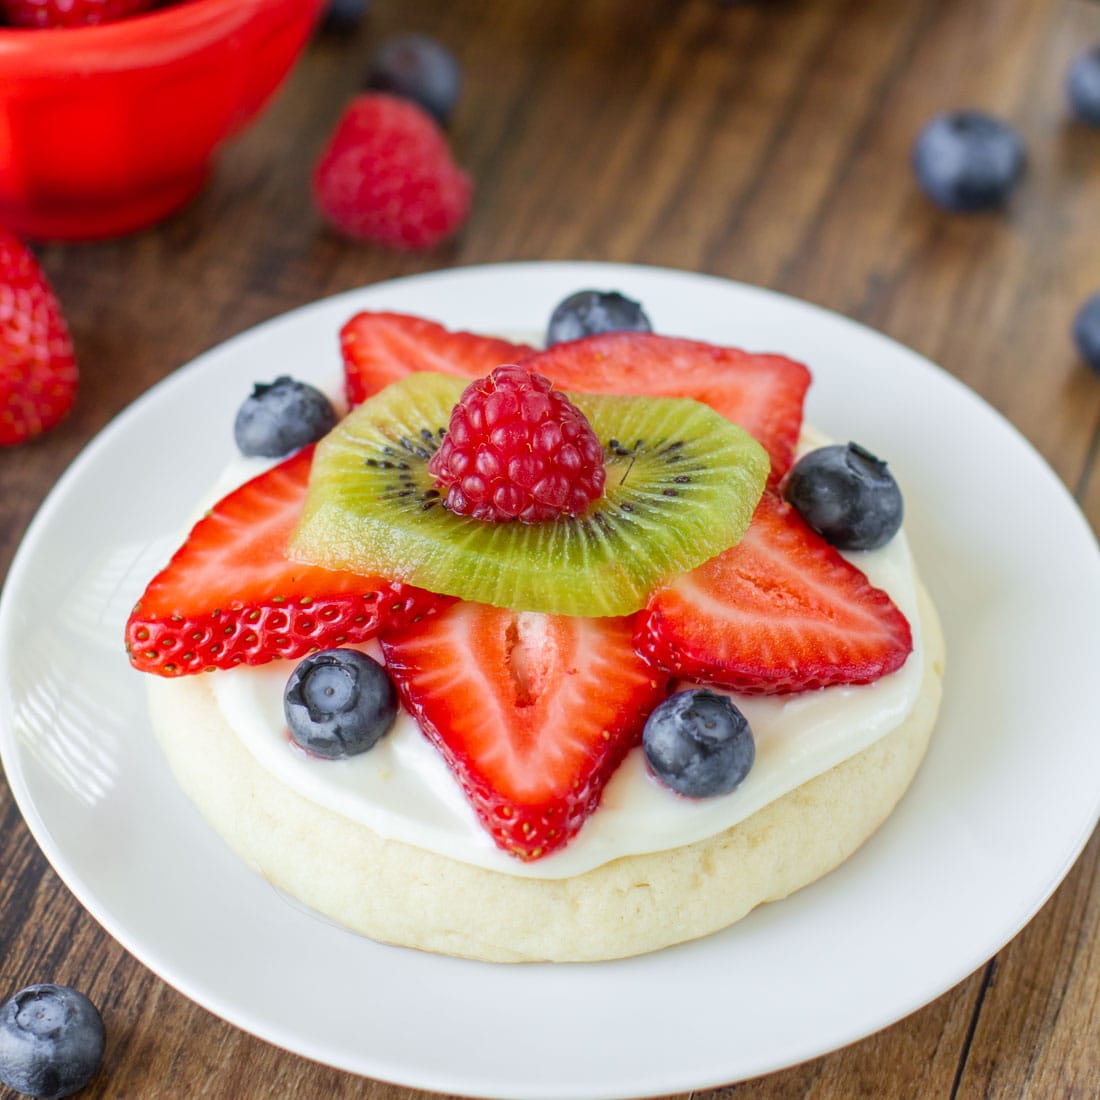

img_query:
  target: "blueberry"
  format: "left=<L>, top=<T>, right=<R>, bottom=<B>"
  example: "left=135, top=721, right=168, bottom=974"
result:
left=364, top=34, right=461, bottom=126
left=912, top=110, right=1025, bottom=212
left=1073, top=292, right=1100, bottom=374
left=643, top=689, right=754, bottom=799
left=233, top=376, right=337, bottom=459
left=1067, top=46, right=1100, bottom=127
left=545, top=290, right=652, bottom=347
left=320, top=0, right=370, bottom=34
left=0, top=985, right=105, bottom=1100
left=284, top=649, right=397, bottom=759
left=784, top=442, right=903, bottom=551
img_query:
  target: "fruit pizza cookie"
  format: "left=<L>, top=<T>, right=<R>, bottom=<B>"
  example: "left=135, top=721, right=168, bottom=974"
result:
left=126, top=291, right=944, bottom=962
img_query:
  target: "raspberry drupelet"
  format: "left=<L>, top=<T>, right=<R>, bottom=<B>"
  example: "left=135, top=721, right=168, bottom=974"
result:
left=427, top=365, right=606, bottom=523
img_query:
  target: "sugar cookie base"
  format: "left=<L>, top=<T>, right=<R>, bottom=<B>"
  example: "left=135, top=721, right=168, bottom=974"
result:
left=147, top=583, right=944, bottom=963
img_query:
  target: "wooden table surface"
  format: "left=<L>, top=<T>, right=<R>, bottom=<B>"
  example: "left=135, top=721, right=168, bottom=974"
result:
left=3, top=0, right=1100, bottom=1096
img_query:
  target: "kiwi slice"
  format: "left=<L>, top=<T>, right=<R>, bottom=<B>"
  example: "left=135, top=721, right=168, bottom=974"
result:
left=290, top=373, right=768, bottom=616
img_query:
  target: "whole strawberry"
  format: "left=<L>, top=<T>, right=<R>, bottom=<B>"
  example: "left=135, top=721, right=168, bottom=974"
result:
left=0, top=231, right=78, bottom=447
left=312, top=93, right=472, bottom=250
left=0, top=0, right=156, bottom=27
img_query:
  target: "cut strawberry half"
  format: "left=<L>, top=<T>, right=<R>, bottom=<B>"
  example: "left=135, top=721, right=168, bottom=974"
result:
left=340, top=315, right=808, bottom=484
left=635, top=494, right=913, bottom=694
left=126, top=447, right=448, bottom=677
left=381, top=602, right=669, bottom=860
left=524, top=332, right=811, bottom=485
left=340, top=311, right=535, bottom=407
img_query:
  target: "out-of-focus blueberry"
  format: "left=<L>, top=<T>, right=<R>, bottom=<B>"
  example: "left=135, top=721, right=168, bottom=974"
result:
left=1073, top=292, right=1100, bottom=374
left=1067, top=46, right=1100, bottom=127
left=912, top=110, right=1025, bottom=211
left=365, top=34, right=461, bottom=126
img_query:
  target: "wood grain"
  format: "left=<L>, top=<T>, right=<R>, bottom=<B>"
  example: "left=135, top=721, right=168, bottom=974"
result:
left=2, top=0, right=1099, bottom=1097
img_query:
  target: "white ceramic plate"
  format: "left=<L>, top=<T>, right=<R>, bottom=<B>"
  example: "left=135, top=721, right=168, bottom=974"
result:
left=2, top=263, right=1099, bottom=1099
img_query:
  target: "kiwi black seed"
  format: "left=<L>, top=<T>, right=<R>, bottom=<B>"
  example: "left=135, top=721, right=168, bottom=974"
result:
left=290, top=373, right=769, bottom=616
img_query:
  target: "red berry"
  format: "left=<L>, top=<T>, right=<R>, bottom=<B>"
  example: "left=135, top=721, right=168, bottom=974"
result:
left=427, top=365, right=606, bottom=523
left=340, top=311, right=534, bottom=407
left=525, top=332, right=811, bottom=487
left=0, top=0, right=155, bottom=27
left=0, top=230, right=78, bottom=447
left=126, top=448, right=450, bottom=677
left=312, top=93, right=472, bottom=251
left=382, top=602, right=668, bottom=860
left=339, top=318, right=811, bottom=488
left=635, top=493, right=912, bottom=693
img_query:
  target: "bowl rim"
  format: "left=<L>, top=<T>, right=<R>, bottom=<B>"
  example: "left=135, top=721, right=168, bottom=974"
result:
left=0, top=0, right=320, bottom=51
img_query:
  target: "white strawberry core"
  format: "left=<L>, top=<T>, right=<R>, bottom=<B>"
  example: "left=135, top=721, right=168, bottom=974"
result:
left=505, top=613, right=551, bottom=708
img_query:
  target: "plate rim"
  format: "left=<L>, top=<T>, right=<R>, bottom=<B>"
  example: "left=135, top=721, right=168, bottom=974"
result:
left=2, top=260, right=1099, bottom=1099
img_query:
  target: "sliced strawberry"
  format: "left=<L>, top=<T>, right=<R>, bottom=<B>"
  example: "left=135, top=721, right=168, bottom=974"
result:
left=340, top=316, right=809, bottom=484
left=381, top=602, right=669, bottom=860
left=126, top=447, right=448, bottom=677
left=524, top=332, right=811, bottom=485
left=635, top=493, right=912, bottom=694
left=340, top=311, right=535, bottom=407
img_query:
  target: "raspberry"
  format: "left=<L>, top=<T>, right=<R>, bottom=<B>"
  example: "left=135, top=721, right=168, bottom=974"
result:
left=0, top=229, right=78, bottom=447
left=0, top=0, right=155, bottom=27
left=312, top=93, right=472, bottom=251
left=428, top=365, right=607, bottom=523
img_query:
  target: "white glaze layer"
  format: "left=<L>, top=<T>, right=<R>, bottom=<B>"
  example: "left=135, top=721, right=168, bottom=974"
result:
left=205, top=432, right=924, bottom=879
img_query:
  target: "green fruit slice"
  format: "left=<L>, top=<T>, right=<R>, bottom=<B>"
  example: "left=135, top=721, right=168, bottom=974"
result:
left=290, top=373, right=768, bottom=616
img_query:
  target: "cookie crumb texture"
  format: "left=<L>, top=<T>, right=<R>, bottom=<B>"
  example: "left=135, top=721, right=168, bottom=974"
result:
left=148, top=586, right=943, bottom=963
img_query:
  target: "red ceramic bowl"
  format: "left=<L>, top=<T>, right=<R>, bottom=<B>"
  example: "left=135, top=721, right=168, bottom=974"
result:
left=0, top=0, right=325, bottom=241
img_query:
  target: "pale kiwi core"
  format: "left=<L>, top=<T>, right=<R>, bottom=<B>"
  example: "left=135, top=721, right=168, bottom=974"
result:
left=289, top=373, right=770, bottom=617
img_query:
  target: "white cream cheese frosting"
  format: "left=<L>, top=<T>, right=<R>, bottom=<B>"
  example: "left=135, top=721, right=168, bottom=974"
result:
left=196, top=429, right=925, bottom=880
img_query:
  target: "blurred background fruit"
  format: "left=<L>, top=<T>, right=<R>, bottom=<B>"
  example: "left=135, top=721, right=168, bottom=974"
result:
left=0, top=228, right=77, bottom=446
left=912, top=110, right=1026, bottom=212
left=1067, top=45, right=1100, bottom=127
left=0, top=0, right=325, bottom=241
left=364, top=32, right=461, bottom=126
